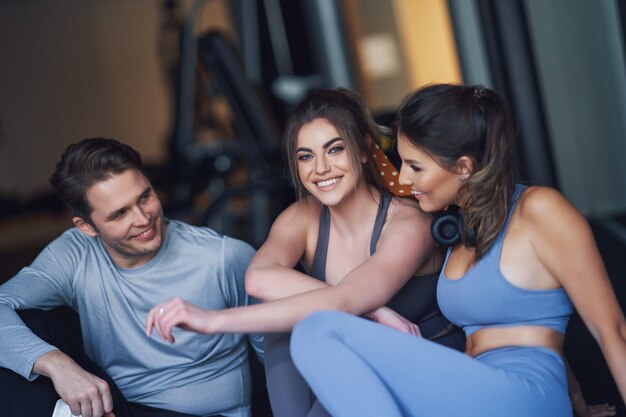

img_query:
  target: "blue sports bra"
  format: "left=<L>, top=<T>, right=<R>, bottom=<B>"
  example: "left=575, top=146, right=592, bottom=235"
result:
left=437, top=185, right=574, bottom=336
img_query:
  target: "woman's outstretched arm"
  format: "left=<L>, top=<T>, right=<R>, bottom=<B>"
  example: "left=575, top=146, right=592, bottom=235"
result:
left=146, top=200, right=434, bottom=340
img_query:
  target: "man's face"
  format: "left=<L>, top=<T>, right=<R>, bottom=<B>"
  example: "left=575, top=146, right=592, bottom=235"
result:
left=74, top=169, right=166, bottom=269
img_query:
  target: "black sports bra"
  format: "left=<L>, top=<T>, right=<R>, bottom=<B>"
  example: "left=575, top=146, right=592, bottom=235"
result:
left=309, top=192, right=392, bottom=281
left=305, top=192, right=464, bottom=349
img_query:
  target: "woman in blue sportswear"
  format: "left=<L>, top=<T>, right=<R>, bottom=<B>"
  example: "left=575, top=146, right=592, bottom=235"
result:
left=284, top=84, right=626, bottom=417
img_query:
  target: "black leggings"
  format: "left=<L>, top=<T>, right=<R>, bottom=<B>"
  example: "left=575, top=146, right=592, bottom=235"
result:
left=263, top=274, right=466, bottom=417
left=0, top=309, right=211, bottom=417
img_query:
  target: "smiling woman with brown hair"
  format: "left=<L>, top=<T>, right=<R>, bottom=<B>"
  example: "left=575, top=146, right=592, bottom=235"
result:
left=146, top=88, right=463, bottom=417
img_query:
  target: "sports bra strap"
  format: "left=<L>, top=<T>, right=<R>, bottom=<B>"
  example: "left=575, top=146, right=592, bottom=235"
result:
left=309, top=192, right=392, bottom=281
left=370, top=192, right=392, bottom=254
left=309, top=205, right=331, bottom=281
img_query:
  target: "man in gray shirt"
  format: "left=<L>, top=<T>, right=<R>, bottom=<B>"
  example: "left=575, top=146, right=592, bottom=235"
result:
left=0, top=138, right=263, bottom=417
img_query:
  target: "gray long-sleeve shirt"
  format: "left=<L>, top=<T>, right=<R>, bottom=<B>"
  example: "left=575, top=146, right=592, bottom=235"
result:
left=0, top=219, right=263, bottom=417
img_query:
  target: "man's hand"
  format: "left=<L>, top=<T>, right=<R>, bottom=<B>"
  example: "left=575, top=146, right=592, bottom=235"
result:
left=33, top=350, right=115, bottom=417
left=367, top=306, right=421, bottom=336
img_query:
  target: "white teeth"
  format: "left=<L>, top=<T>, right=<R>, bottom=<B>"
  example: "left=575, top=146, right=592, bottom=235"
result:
left=411, top=190, right=423, bottom=196
left=317, top=178, right=340, bottom=187
left=138, top=227, right=153, bottom=237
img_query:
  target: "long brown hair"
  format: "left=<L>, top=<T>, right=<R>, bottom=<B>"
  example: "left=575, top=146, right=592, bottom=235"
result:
left=395, top=84, right=518, bottom=259
left=282, top=88, right=386, bottom=200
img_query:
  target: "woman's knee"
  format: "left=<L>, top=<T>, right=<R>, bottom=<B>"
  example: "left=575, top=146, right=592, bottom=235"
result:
left=293, top=310, right=345, bottom=336
left=290, top=310, right=349, bottom=359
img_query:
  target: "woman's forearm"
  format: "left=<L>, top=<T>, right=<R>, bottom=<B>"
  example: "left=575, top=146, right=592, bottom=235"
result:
left=600, top=326, right=626, bottom=405
left=147, top=280, right=383, bottom=343
left=214, top=283, right=367, bottom=333
left=245, top=265, right=330, bottom=302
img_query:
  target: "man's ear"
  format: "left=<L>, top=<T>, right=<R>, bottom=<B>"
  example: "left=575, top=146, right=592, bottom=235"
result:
left=455, top=156, right=475, bottom=178
left=73, top=217, right=98, bottom=237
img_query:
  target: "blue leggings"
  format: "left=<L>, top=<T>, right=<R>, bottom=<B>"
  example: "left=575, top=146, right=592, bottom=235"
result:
left=291, top=311, right=572, bottom=417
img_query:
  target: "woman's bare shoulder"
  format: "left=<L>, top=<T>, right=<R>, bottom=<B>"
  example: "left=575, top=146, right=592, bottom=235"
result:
left=513, top=186, right=592, bottom=249
left=387, top=196, right=432, bottom=230
left=517, top=185, right=580, bottom=223
left=270, top=196, right=322, bottom=234
left=392, top=196, right=431, bottom=218
left=281, top=196, right=321, bottom=218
